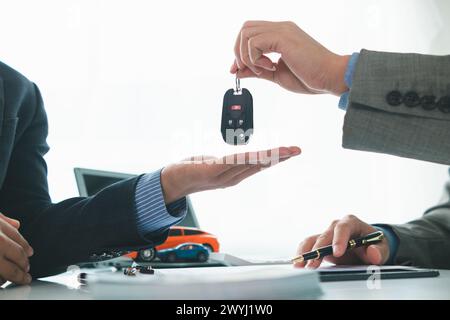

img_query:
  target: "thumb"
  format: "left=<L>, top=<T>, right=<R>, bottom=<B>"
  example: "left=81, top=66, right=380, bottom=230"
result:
left=253, top=56, right=276, bottom=71
left=248, top=34, right=277, bottom=71
left=356, top=244, right=388, bottom=265
left=0, top=213, right=20, bottom=229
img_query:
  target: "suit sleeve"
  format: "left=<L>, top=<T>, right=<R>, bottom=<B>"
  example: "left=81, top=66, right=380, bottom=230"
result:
left=343, top=49, right=450, bottom=165
left=388, top=179, right=450, bottom=268
left=382, top=171, right=450, bottom=269
left=389, top=210, right=450, bottom=269
left=0, top=83, right=168, bottom=278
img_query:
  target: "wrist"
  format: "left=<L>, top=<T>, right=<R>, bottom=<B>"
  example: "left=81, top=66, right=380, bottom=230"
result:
left=160, top=164, right=195, bottom=204
left=161, top=166, right=184, bottom=204
left=327, top=54, right=351, bottom=96
left=373, top=224, right=399, bottom=265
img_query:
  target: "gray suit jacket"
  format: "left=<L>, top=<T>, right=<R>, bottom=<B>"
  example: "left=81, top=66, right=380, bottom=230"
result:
left=344, top=49, right=450, bottom=268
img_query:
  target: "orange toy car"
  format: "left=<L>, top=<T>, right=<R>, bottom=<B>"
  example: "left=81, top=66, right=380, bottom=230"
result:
left=126, top=226, right=220, bottom=262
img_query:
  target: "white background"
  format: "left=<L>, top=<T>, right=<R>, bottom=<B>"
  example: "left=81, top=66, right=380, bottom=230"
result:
left=0, top=0, right=449, bottom=260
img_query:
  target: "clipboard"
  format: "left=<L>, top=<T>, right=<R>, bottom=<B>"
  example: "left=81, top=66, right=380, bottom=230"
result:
left=318, top=265, right=440, bottom=282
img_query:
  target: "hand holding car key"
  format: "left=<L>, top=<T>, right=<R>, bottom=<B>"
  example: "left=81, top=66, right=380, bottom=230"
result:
left=221, top=76, right=254, bottom=145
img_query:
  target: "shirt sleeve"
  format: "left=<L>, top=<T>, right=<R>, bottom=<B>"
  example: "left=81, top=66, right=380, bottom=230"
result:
left=134, top=169, right=187, bottom=237
left=338, top=52, right=360, bottom=110
left=373, top=224, right=400, bottom=265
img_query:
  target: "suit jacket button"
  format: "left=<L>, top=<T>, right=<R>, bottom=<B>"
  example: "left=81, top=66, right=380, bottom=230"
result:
left=420, top=95, right=436, bottom=110
left=403, top=91, right=420, bottom=107
left=386, top=90, right=403, bottom=106
left=437, top=96, right=450, bottom=113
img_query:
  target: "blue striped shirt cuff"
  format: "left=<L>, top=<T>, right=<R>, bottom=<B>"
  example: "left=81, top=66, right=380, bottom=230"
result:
left=338, top=52, right=360, bottom=110
left=134, top=169, right=187, bottom=236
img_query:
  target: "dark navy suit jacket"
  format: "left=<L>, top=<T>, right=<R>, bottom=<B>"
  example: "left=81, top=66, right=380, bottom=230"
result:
left=0, top=61, right=167, bottom=278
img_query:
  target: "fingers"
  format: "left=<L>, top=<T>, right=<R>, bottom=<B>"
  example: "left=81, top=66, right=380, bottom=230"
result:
left=1, top=222, right=33, bottom=257
left=234, top=58, right=321, bottom=95
left=0, top=255, right=31, bottom=285
left=358, top=245, right=384, bottom=265
left=215, top=146, right=300, bottom=181
left=233, top=21, right=278, bottom=76
left=0, top=212, right=20, bottom=229
left=354, top=243, right=389, bottom=265
left=258, top=146, right=301, bottom=164
left=233, top=28, right=245, bottom=71
left=332, top=215, right=369, bottom=257
left=230, top=59, right=273, bottom=75
left=306, top=221, right=339, bottom=269
left=224, top=155, right=295, bottom=187
left=200, top=146, right=300, bottom=192
left=2, top=237, right=30, bottom=273
left=188, top=147, right=300, bottom=181
left=332, top=216, right=388, bottom=266
left=286, top=146, right=302, bottom=156
left=230, top=20, right=339, bottom=95
left=169, top=146, right=301, bottom=201
left=248, top=33, right=278, bottom=70
left=215, top=164, right=257, bottom=184
left=222, top=146, right=301, bottom=166
left=233, top=21, right=266, bottom=71
left=220, top=165, right=263, bottom=188
left=295, top=215, right=390, bottom=268
left=0, top=215, right=31, bottom=286
left=236, top=67, right=276, bottom=82
left=182, top=155, right=217, bottom=162
left=240, top=28, right=263, bottom=75
left=307, top=215, right=370, bottom=268
left=294, top=235, right=319, bottom=268
left=240, top=27, right=277, bottom=75
left=230, top=61, right=239, bottom=74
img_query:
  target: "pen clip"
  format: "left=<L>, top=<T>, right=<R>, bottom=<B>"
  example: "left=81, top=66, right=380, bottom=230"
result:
left=362, top=231, right=384, bottom=244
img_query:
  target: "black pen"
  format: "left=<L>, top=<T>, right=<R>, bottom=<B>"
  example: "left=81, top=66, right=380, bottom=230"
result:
left=291, top=231, right=384, bottom=264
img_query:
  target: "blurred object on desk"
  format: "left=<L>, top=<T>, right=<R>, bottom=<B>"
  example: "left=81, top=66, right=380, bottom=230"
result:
left=89, top=264, right=322, bottom=300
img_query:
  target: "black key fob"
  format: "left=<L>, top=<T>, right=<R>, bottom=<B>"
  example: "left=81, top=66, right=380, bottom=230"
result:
left=221, top=87, right=253, bottom=145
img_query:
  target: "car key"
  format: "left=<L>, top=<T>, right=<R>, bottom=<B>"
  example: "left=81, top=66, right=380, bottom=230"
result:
left=221, top=76, right=253, bottom=145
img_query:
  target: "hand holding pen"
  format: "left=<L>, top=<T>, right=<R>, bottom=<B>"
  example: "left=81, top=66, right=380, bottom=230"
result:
left=294, top=215, right=391, bottom=269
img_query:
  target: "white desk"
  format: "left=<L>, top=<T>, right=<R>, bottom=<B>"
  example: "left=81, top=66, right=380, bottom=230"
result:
left=1, top=268, right=449, bottom=300
left=320, top=269, right=450, bottom=300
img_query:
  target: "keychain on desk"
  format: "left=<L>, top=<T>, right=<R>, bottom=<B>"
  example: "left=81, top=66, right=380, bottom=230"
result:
left=221, top=75, right=254, bottom=145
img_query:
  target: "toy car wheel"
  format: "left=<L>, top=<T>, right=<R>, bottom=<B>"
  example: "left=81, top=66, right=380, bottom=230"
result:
left=138, top=248, right=156, bottom=262
left=202, top=244, right=214, bottom=253
left=197, top=252, right=208, bottom=262
left=167, top=252, right=177, bottom=263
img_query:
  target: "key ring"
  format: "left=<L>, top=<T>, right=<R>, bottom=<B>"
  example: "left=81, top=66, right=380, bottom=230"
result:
left=235, top=75, right=241, bottom=94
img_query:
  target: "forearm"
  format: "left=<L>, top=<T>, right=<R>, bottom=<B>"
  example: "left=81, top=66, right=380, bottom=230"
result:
left=18, top=177, right=167, bottom=278
left=341, top=49, right=450, bottom=165
left=135, top=170, right=187, bottom=237
left=388, top=207, right=450, bottom=268
left=16, top=171, right=187, bottom=278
